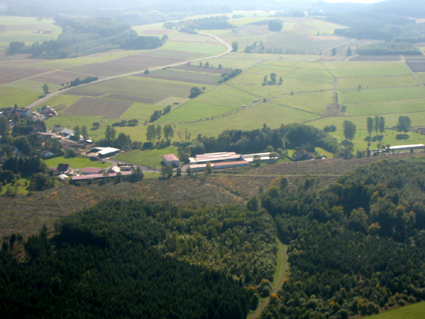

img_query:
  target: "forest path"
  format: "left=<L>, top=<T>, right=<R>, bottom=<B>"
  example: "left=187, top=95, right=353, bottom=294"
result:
left=249, top=240, right=287, bottom=319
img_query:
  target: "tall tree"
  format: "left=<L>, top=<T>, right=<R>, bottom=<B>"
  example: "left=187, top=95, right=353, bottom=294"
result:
left=155, top=125, right=162, bottom=142
left=163, top=124, right=174, bottom=143
left=73, top=126, right=80, bottom=141
left=105, top=125, right=116, bottom=143
left=0, top=116, right=8, bottom=136
left=42, top=83, right=49, bottom=95
left=397, top=116, right=411, bottom=133
left=367, top=117, right=374, bottom=136
left=232, top=41, right=238, bottom=52
left=146, top=125, right=155, bottom=143
left=347, top=47, right=352, bottom=56
left=81, top=125, right=87, bottom=141
left=332, top=48, right=337, bottom=56
left=343, top=120, right=356, bottom=141
left=378, top=116, right=385, bottom=134
left=374, top=115, right=379, bottom=135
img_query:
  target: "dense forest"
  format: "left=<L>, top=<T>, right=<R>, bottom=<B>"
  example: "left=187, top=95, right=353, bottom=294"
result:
left=7, top=15, right=165, bottom=58
left=260, top=157, right=425, bottom=318
left=164, top=16, right=234, bottom=32
left=0, top=200, right=277, bottom=318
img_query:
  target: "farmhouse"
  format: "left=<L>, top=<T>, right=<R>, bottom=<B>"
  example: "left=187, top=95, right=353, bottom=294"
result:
left=0, top=107, right=31, bottom=118
left=163, top=154, right=180, bottom=167
left=56, top=163, right=71, bottom=174
left=70, top=171, right=134, bottom=183
left=293, top=150, right=314, bottom=161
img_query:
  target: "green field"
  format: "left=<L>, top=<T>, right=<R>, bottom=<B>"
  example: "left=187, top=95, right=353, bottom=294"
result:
left=337, top=75, right=419, bottom=89
left=369, top=302, right=425, bottom=319
left=116, top=146, right=179, bottom=169
left=0, top=87, right=40, bottom=109
left=274, top=91, right=334, bottom=114
left=325, top=62, right=411, bottom=77
left=43, top=157, right=111, bottom=169
left=339, top=86, right=425, bottom=105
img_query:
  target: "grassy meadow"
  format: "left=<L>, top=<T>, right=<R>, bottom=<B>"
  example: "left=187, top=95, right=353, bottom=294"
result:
left=369, top=302, right=425, bottom=319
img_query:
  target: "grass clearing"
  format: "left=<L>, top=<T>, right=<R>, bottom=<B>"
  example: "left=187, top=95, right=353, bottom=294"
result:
left=176, top=102, right=320, bottom=137
left=339, top=86, right=425, bottom=104
left=116, top=146, right=179, bottom=169
left=1, top=179, right=29, bottom=196
left=162, top=41, right=227, bottom=56
left=0, top=87, right=40, bottom=108
left=44, top=157, right=111, bottom=169
left=345, top=98, right=425, bottom=116
left=369, top=302, right=425, bottom=319
left=4, top=79, right=62, bottom=94
left=274, top=91, right=334, bottom=114
left=337, top=75, right=419, bottom=89
left=325, top=62, right=411, bottom=77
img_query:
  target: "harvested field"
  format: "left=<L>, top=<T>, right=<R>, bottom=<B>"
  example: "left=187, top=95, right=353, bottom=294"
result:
left=0, top=66, right=48, bottom=84
left=65, top=89, right=104, bottom=97
left=105, top=94, right=155, bottom=104
left=67, top=54, right=185, bottom=77
left=32, top=70, right=94, bottom=84
left=64, top=97, right=132, bottom=118
left=247, top=152, right=425, bottom=176
left=137, top=73, right=217, bottom=85
left=173, top=64, right=232, bottom=75
left=142, top=29, right=174, bottom=35
left=0, top=178, right=243, bottom=237
left=349, top=55, right=401, bottom=62
left=406, top=62, right=425, bottom=72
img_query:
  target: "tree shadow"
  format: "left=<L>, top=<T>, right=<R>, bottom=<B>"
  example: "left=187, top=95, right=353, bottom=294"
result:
left=396, top=134, right=409, bottom=140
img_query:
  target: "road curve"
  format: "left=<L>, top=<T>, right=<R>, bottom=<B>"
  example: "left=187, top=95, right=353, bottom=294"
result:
left=250, top=240, right=287, bottom=319
left=25, top=33, right=233, bottom=110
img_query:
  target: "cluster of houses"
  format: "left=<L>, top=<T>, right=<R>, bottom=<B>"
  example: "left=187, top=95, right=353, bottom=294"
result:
left=0, top=107, right=31, bottom=119
left=37, top=105, right=58, bottom=119
left=51, top=162, right=136, bottom=183
left=162, top=151, right=280, bottom=173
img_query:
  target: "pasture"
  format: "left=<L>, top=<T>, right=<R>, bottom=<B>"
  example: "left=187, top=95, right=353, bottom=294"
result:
left=116, top=146, right=179, bottom=169
left=137, top=68, right=221, bottom=86
left=369, top=302, right=425, bottom=319
left=44, top=157, right=111, bottom=169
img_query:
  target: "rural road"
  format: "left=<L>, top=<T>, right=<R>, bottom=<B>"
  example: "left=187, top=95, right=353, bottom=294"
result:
left=250, top=240, right=287, bottom=319
left=25, top=32, right=233, bottom=110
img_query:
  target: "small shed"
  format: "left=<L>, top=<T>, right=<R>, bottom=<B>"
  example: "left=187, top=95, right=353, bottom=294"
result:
left=163, top=154, right=180, bottom=167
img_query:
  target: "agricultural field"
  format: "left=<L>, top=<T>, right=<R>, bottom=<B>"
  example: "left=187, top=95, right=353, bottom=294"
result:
left=43, top=157, right=111, bottom=170
left=116, top=146, right=179, bottom=169
left=0, top=16, right=62, bottom=51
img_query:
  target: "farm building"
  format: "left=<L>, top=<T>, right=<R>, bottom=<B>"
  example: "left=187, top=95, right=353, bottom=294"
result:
left=70, top=171, right=134, bottom=183
left=293, top=150, right=314, bottom=161
left=81, top=167, right=102, bottom=175
left=189, top=152, right=242, bottom=164
left=387, top=144, right=425, bottom=151
left=189, top=160, right=249, bottom=172
left=61, top=128, right=74, bottom=137
left=91, top=147, right=120, bottom=158
left=242, top=152, right=279, bottom=162
left=163, top=154, right=180, bottom=167
left=56, top=163, right=71, bottom=174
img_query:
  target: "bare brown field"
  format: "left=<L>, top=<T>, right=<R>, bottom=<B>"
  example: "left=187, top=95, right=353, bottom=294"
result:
left=350, top=55, right=402, bottom=62
left=67, top=54, right=185, bottom=76
left=406, top=61, right=425, bottom=72
left=65, top=89, right=104, bottom=97
left=105, top=94, right=155, bottom=104
left=0, top=66, right=48, bottom=84
left=0, top=178, right=243, bottom=238
left=136, top=73, right=217, bottom=85
left=173, top=64, right=231, bottom=74
left=64, top=97, right=132, bottom=118
left=32, top=70, right=95, bottom=84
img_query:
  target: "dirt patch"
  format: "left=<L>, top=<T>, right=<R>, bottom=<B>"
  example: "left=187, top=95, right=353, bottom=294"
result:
left=64, top=97, right=132, bottom=118
left=173, top=64, right=232, bottom=75
left=350, top=55, right=401, bottom=62
left=136, top=73, right=217, bottom=85
left=105, top=94, right=156, bottom=104
left=32, top=70, right=95, bottom=84
left=406, top=61, right=425, bottom=72
left=0, top=67, right=48, bottom=84
left=67, top=54, right=185, bottom=77
left=325, top=102, right=340, bottom=116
